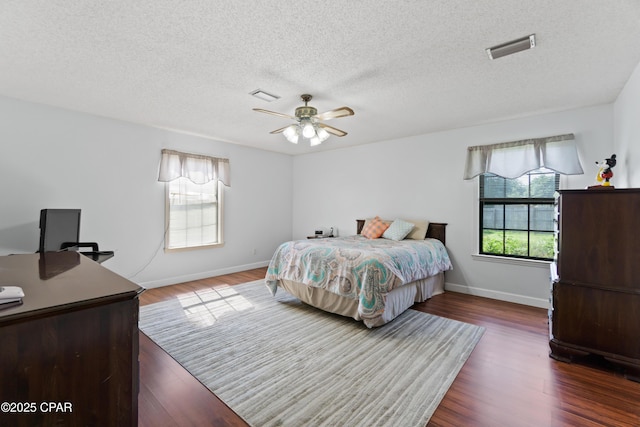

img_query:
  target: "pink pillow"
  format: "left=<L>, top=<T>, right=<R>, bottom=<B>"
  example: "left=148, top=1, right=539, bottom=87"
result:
left=361, top=216, right=389, bottom=239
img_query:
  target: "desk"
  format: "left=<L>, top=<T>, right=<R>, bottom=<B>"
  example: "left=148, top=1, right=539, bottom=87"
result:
left=0, top=252, right=143, bottom=426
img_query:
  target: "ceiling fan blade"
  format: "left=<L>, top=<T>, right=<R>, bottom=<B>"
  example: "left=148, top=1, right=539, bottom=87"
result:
left=317, top=123, right=348, bottom=137
left=314, top=106, right=354, bottom=121
left=269, top=126, right=289, bottom=134
left=253, top=108, right=296, bottom=120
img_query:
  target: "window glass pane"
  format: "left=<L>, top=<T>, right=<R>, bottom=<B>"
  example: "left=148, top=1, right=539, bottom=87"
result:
left=530, top=204, right=554, bottom=231
left=529, top=231, right=554, bottom=258
left=483, top=204, right=504, bottom=229
left=482, top=229, right=504, bottom=254
left=167, top=178, right=219, bottom=249
left=530, top=172, right=556, bottom=198
left=505, top=176, right=528, bottom=198
left=505, top=204, right=527, bottom=230
left=504, top=230, right=529, bottom=256
left=483, top=175, right=505, bottom=198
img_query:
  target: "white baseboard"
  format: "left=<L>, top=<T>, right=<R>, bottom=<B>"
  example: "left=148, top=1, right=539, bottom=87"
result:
left=138, top=260, right=270, bottom=289
left=445, top=282, right=549, bottom=309
left=140, top=269, right=549, bottom=309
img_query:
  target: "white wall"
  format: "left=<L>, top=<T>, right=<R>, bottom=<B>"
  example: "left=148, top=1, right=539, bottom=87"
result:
left=614, top=60, right=640, bottom=188
left=0, top=92, right=624, bottom=307
left=292, top=104, right=613, bottom=308
left=0, top=96, right=293, bottom=288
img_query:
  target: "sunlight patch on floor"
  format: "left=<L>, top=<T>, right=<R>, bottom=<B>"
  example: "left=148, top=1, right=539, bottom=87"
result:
left=177, top=284, right=253, bottom=326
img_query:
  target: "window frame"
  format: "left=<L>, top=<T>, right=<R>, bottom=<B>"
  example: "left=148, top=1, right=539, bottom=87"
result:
left=478, top=170, right=559, bottom=261
left=164, top=178, right=225, bottom=252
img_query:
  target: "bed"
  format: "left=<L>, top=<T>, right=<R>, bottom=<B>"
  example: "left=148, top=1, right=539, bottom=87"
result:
left=265, top=218, right=452, bottom=327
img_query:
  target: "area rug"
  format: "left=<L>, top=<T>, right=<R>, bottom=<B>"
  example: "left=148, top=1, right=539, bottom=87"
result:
left=139, top=280, right=484, bottom=427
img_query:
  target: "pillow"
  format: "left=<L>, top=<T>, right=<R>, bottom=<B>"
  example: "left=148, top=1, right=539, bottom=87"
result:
left=361, top=216, right=389, bottom=239
left=404, top=220, right=429, bottom=240
left=382, top=219, right=415, bottom=241
left=361, top=217, right=392, bottom=230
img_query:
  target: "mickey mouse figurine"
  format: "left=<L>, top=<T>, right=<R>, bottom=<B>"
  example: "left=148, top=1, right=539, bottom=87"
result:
left=595, top=154, right=617, bottom=187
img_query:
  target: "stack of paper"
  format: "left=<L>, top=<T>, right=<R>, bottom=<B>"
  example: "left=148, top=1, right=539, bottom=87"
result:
left=0, top=286, right=24, bottom=308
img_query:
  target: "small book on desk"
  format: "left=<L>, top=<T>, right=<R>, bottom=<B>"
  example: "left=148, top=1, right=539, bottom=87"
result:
left=0, top=286, right=25, bottom=308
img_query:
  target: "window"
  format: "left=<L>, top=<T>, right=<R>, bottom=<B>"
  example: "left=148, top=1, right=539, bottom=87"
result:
left=165, top=177, right=223, bottom=250
left=157, top=149, right=230, bottom=251
left=479, top=169, right=558, bottom=260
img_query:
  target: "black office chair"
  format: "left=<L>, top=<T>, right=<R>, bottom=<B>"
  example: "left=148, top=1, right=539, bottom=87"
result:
left=38, top=209, right=113, bottom=263
left=59, top=241, right=99, bottom=252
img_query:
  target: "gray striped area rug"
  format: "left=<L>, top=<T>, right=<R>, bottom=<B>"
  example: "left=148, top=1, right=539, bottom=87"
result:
left=139, top=280, right=484, bottom=427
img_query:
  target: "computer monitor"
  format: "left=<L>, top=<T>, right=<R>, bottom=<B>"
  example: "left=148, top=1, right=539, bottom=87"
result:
left=38, top=209, right=81, bottom=253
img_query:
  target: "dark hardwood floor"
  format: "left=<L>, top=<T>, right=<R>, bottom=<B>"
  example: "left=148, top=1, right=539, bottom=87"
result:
left=138, top=268, right=640, bottom=426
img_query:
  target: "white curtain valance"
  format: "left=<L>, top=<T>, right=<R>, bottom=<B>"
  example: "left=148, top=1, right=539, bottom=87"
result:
left=463, top=133, right=584, bottom=180
left=158, top=149, right=230, bottom=186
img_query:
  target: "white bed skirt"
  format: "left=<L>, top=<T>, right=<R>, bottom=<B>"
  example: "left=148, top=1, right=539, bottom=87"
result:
left=278, top=272, right=445, bottom=327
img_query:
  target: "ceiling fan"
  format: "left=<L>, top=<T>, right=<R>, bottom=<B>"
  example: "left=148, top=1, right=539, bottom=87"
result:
left=253, top=94, right=354, bottom=146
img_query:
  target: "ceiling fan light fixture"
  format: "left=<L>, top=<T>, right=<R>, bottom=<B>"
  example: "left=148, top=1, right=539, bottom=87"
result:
left=317, top=127, right=330, bottom=142
left=486, top=34, right=536, bottom=60
left=302, top=121, right=316, bottom=138
left=283, top=124, right=297, bottom=138
left=283, top=125, right=299, bottom=143
left=253, top=93, right=354, bottom=147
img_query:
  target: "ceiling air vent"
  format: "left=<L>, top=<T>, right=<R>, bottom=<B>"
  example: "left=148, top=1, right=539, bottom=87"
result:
left=486, top=34, right=536, bottom=60
left=249, top=89, right=280, bottom=102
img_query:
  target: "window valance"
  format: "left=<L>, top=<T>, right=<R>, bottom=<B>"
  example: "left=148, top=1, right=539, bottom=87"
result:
left=463, top=133, right=584, bottom=180
left=158, top=149, right=230, bottom=186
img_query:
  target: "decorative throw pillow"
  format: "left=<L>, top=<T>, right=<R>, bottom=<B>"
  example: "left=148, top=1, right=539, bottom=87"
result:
left=405, top=220, right=429, bottom=240
left=383, top=219, right=415, bottom=241
left=361, top=216, right=389, bottom=239
left=362, top=217, right=391, bottom=231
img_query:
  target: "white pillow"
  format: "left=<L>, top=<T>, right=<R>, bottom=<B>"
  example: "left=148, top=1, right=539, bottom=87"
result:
left=404, top=220, right=429, bottom=240
left=383, top=219, right=415, bottom=241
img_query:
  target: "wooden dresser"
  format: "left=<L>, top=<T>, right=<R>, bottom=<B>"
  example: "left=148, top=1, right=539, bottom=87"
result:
left=549, top=188, right=640, bottom=381
left=0, top=252, right=143, bottom=426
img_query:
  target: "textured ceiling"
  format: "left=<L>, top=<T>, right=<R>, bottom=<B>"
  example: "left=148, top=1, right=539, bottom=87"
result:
left=1, top=1, right=640, bottom=155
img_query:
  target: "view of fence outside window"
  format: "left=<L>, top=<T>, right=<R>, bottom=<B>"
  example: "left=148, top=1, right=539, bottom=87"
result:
left=479, top=169, right=559, bottom=260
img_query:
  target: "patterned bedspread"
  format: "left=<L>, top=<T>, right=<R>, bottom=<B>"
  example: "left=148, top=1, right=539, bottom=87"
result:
left=265, top=235, right=452, bottom=321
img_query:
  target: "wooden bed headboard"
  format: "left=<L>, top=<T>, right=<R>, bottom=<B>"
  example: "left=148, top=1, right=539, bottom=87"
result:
left=356, top=219, right=447, bottom=245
